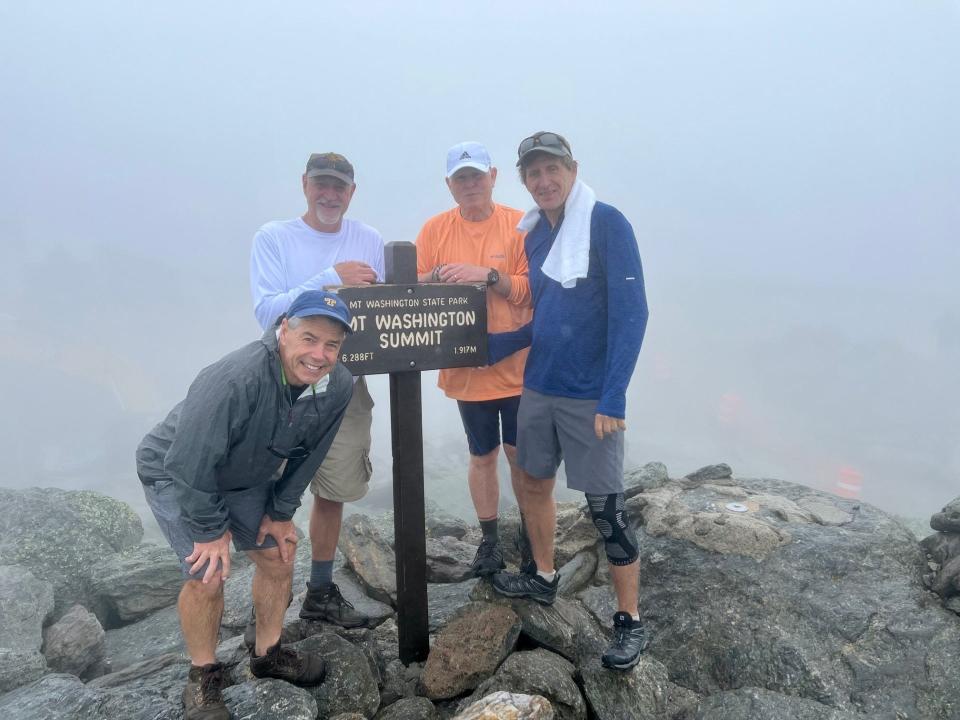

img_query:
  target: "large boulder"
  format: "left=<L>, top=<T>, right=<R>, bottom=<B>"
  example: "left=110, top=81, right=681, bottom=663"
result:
left=425, top=536, right=475, bottom=583
left=341, top=514, right=397, bottom=604
left=631, top=471, right=960, bottom=719
left=464, top=649, right=586, bottom=720
left=421, top=603, right=521, bottom=700
left=0, top=564, right=53, bottom=692
left=375, top=696, right=439, bottom=719
left=223, top=678, right=318, bottom=719
left=87, top=543, right=183, bottom=627
left=293, top=632, right=381, bottom=718
left=453, top=691, right=554, bottom=719
left=0, top=488, right=142, bottom=615
left=103, top=604, right=184, bottom=668
left=580, top=655, right=699, bottom=720
left=41, top=603, right=106, bottom=679
left=931, top=496, right=960, bottom=533
left=691, top=687, right=864, bottom=719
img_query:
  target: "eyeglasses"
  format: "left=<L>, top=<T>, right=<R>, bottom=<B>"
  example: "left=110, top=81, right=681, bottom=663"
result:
left=517, top=132, right=571, bottom=159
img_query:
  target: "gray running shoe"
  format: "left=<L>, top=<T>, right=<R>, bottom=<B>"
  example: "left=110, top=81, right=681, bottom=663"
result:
left=250, top=642, right=325, bottom=686
left=471, top=538, right=506, bottom=576
left=491, top=570, right=559, bottom=605
left=182, top=663, right=228, bottom=720
left=601, top=611, right=649, bottom=671
left=299, top=582, right=369, bottom=628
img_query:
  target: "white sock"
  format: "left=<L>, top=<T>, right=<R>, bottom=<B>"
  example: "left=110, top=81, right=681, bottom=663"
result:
left=632, top=614, right=641, bottom=622
left=536, top=570, right=556, bottom=582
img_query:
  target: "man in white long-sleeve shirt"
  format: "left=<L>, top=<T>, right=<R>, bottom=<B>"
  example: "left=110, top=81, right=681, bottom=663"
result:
left=249, top=152, right=384, bottom=628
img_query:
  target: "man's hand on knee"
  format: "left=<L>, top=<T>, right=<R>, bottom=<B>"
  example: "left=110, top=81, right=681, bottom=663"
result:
left=186, top=530, right=233, bottom=584
left=594, top=413, right=626, bottom=440
left=256, top=515, right=298, bottom=563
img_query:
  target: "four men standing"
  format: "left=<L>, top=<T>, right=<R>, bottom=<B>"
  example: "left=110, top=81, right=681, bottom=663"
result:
left=141, top=133, right=649, bottom=717
left=415, top=142, right=533, bottom=576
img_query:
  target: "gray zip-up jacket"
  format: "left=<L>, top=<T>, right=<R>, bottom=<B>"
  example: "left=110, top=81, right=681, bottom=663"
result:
left=136, top=327, right=353, bottom=542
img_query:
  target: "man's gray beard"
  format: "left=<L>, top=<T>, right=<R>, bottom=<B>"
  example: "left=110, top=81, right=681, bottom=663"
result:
left=315, top=206, right=344, bottom=227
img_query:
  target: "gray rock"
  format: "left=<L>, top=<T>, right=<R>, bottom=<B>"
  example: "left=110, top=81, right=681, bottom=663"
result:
left=554, top=504, right=596, bottom=567
left=0, top=488, right=142, bottom=615
left=421, top=603, right=521, bottom=700
left=633, top=474, right=960, bottom=718
left=683, top=463, right=733, bottom=482
left=294, top=632, right=381, bottom=718
left=223, top=678, right=318, bottom=719
left=41, top=603, right=106, bottom=679
left=1, top=671, right=182, bottom=719
left=341, top=514, right=398, bottom=604
left=0, top=564, right=53, bottom=692
left=464, top=649, right=585, bottom=720
left=380, top=657, right=422, bottom=706
left=453, top=691, right=554, bottom=719
left=624, top=461, right=670, bottom=498
left=375, top=696, right=439, bottom=720
left=505, top=593, right=607, bottom=664
left=691, top=687, right=865, bottom=719
left=931, top=495, right=960, bottom=533
left=104, top=603, right=185, bottom=668
left=425, top=500, right=469, bottom=540
left=575, top=585, right=617, bottom=630
left=87, top=543, right=184, bottom=628
left=921, top=532, right=960, bottom=598
left=431, top=576, right=480, bottom=631
left=557, top=549, right=597, bottom=596
left=580, top=655, right=699, bottom=720
left=426, top=536, right=476, bottom=583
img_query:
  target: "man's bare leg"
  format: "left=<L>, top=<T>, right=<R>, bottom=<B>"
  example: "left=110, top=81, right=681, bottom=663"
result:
left=518, top=473, right=557, bottom=573
left=467, top=446, right=500, bottom=521
left=178, top=574, right=224, bottom=666
left=310, top=496, right=343, bottom=561
left=609, top=559, right=640, bottom=616
left=249, top=546, right=294, bottom=656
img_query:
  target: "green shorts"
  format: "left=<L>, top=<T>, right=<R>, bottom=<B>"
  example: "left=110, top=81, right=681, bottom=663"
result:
left=309, top=376, right=374, bottom=503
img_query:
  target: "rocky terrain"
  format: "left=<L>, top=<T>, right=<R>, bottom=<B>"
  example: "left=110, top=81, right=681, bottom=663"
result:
left=1, top=465, right=958, bottom=719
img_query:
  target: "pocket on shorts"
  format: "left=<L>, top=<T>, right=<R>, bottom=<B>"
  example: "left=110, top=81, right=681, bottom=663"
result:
left=361, top=450, right=373, bottom=484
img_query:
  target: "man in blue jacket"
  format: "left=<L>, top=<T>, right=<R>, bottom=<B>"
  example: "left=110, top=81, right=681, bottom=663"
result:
left=488, top=132, right=650, bottom=671
left=137, top=290, right=353, bottom=719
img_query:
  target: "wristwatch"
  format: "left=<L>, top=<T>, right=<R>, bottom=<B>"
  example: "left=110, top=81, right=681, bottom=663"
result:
left=486, top=268, right=500, bottom=286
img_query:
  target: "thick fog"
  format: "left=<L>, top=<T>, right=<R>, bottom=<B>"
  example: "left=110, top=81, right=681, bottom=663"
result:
left=1, top=2, right=957, bottom=529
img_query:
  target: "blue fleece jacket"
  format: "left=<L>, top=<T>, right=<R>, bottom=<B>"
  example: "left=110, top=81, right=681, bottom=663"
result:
left=488, top=202, right=648, bottom=418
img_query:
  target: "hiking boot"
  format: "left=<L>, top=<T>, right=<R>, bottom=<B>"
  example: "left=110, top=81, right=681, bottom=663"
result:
left=471, top=538, right=506, bottom=577
left=601, top=611, right=649, bottom=671
left=299, top=582, right=369, bottom=628
left=250, top=642, right=326, bottom=686
left=182, top=662, right=228, bottom=720
left=491, top=570, right=559, bottom=605
left=516, top=522, right=536, bottom=575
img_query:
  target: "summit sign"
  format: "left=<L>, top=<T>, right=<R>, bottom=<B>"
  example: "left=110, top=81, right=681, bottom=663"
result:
left=334, top=283, right=488, bottom=375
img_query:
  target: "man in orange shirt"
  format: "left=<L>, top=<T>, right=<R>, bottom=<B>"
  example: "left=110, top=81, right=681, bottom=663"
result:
left=416, top=141, right=533, bottom=576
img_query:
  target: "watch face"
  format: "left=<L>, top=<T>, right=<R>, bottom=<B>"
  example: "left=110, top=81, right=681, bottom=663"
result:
left=487, top=268, right=500, bottom=286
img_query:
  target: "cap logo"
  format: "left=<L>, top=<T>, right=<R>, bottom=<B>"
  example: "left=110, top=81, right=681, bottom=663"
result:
left=324, top=297, right=338, bottom=307
left=459, top=151, right=471, bottom=160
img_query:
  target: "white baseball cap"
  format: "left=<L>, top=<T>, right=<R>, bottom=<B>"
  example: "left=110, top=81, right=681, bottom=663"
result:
left=445, top=141, right=492, bottom=178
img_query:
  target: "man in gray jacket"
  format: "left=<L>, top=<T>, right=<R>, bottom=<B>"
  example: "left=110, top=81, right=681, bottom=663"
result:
left=136, top=290, right=353, bottom=720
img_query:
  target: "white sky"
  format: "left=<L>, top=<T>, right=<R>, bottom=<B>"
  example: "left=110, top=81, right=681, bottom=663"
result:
left=1, top=1, right=958, bottom=522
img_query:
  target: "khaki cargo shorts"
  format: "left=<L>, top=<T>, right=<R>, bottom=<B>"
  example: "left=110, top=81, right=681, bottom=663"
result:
left=310, top=376, right=374, bottom=503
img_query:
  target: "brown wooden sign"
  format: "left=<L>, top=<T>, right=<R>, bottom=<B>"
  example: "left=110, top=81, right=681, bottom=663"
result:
left=334, top=283, right=488, bottom=375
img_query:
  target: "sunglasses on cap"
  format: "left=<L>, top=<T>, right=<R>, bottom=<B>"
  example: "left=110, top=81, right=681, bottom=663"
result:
left=517, top=132, right=572, bottom=161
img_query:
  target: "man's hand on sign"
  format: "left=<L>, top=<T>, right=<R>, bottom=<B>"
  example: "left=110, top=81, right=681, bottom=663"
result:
left=186, top=530, right=233, bottom=584
left=594, top=413, right=626, bottom=440
left=256, top=515, right=298, bottom=563
left=438, top=263, right=488, bottom=284
left=335, top=261, right=378, bottom=285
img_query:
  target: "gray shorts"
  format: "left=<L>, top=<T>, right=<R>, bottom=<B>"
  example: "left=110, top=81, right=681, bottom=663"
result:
left=516, top=388, right=624, bottom=494
left=142, top=478, right=278, bottom=579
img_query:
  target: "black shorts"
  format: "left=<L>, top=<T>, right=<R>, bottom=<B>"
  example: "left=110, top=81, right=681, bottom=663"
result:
left=456, top=395, right=521, bottom=456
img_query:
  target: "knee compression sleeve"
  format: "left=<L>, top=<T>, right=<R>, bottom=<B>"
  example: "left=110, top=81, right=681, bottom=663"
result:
left=586, top=493, right=638, bottom=566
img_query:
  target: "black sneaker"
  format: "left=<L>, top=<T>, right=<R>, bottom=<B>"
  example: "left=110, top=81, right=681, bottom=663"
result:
left=516, top=522, right=536, bottom=575
left=601, top=611, right=649, bottom=671
left=182, top=663, right=229, bottom=720
left=491, top=570, right=559, bottom=605
left=299, top=582, right=369, bottom=628
left=250, top=642, right=326, bottom=686
left=471, top=538, right=506, bottom=577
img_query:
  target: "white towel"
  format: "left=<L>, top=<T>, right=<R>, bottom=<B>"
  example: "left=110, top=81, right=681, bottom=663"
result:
left=517, top=179, right=596, bottom=288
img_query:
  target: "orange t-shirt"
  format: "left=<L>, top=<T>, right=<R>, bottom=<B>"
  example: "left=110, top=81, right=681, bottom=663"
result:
left=415, top=204, right=532, bottom=401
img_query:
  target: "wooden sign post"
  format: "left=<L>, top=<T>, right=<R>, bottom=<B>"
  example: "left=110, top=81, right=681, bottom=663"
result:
left=333, top=241, right=487, bottom=664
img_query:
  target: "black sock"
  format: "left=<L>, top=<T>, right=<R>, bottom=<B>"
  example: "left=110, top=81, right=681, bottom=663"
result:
left=480, top=517, right=499, bottom=543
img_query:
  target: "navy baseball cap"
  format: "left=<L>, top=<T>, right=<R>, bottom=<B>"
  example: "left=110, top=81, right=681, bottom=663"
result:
left=286, top=290, right=353, bottom=333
